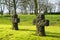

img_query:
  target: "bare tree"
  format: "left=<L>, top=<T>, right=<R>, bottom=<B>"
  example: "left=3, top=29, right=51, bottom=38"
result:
left=28, top=0, right=35, bottom=14
left=0, top=0, right=5, bottom=15
left=57, top=1, right=60, bottom=12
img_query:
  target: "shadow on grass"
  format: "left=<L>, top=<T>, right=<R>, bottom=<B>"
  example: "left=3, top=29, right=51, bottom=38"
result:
left=12, top=28, right=60, bottom=38
left=32, top=32, right=60, bottom=38
left=46, top=32, right=60, bottom=35
left=0, top=33, right=13, bottom=40
left=19, top=29, right=35, bottom=32
left=46, top=35, right=60, bottom=38
left=46, top=32, right=60, bottom=38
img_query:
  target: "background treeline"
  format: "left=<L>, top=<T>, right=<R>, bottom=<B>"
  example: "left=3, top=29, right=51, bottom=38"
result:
left=0, top=0, right=60, bottom=15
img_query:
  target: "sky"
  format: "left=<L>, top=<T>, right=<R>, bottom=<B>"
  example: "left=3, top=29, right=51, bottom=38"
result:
left=49, top=0, right=60, bottom=12
left=2, top=0, right=60, bottom=13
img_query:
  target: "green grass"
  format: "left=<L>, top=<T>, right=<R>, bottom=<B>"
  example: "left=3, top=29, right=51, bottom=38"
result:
left=0, top=15, right=60, bottom=26
left=0, top=15, right=36, bottom=26
left=0, top=15, right=60, bottom=40
left=45, top=15, right=60, bottom=26
left=0, top=25, right=60, bottom=40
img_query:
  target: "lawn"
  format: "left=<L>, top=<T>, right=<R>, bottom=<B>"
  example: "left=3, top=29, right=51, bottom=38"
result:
left=0, top=15, right=60, bottom=40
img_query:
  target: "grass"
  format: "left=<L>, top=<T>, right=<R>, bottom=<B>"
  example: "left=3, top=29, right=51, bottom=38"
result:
left=0, top=25, right=60, bottom=40
left=0, top=15, right=60, bottom=26
left=45, top=15, right=60, bottom=26
left=0, top=15, right=60, bottom=40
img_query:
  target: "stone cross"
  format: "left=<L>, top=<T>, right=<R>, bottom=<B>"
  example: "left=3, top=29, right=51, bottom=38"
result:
left=33, top=13, right=49, bottom=26
left=11, top=14, right=20, bottom=30
left=33, top=13, right=49, bottom=36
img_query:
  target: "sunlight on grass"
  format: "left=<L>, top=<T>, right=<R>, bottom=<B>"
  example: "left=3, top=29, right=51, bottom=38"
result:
left=0, top=24, right=60, bottom=40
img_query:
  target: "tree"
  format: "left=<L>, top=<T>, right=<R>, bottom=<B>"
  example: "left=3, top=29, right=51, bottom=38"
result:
left=0, top=0, right=5, bottom=15
left=28, top=0, right=35, bottom=14
left=57, top=1, right=60, bottom=12
left=34, top=0, right=38, bottom=15
left=16, top=0, right=30, bottom=14
left=5, top=0, right=14, bottom=15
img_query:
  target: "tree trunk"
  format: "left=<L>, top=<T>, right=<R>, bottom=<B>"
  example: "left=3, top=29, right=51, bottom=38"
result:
left=9, top=10, right=10, bottom=15
left=34, top=0, right=38, bottom=15
left=9, top=0, right=10, bottom=15
left=1, top=11, right=3, bottom=15
left=1, top=6, right=3, bottom=15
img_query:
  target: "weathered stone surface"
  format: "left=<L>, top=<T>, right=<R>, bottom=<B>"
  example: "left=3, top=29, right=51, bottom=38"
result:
left=36, top=13, right=46, bottom=36
left=11, top=14, right=20, bottom=30
left=45, top=20, right=49, bottom=26
left=33, top=18, right=36, bottom=25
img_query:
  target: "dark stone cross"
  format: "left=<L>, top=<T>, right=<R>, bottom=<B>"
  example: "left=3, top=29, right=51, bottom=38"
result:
left=33, top=13, right=49, bottom=36
left=11, top=14, right=20, bottom=30
left=33, top=14, right=49, bottom=26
